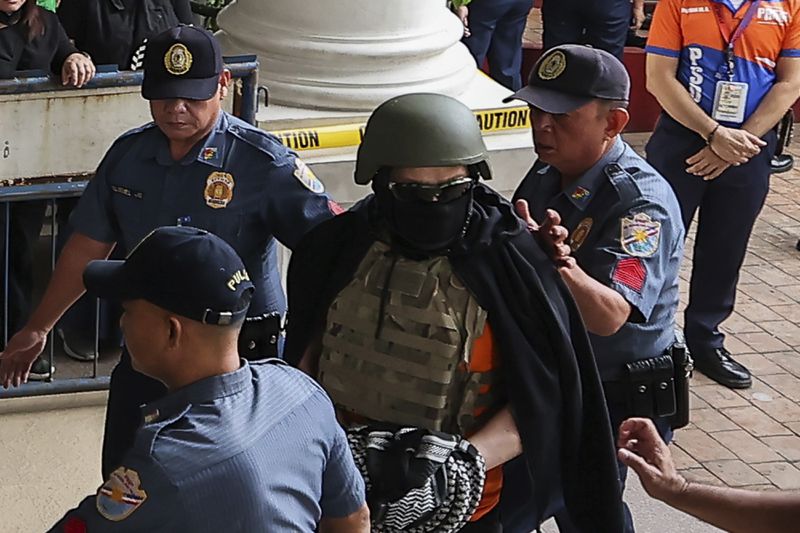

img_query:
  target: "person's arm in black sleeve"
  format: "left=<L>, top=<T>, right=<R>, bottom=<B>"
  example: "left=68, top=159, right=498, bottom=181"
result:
left=49, top=15, right=79, bottom=74
left=56, top=0, right=87, bottom=46
left=172, top=0, right=194, bottom=24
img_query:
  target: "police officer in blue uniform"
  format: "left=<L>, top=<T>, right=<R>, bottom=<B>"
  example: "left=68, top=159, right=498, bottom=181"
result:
left=508, top=45, right=686, bottom=533
left=541, top=0, right=645, bottom=60
left=461, top=0, right=534, bottom=90
left=49, top=226, right=369, bottom=532
left=0, top=25, right=337, bottom=477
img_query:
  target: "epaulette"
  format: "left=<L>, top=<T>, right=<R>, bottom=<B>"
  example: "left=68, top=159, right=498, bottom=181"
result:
left=227, top=121, right=288, bottom=163
left=604, top=162, right=641, bottom=206
left=134, top=404, right=192, bottom=456
left=107, top=122, right=158, bottom=151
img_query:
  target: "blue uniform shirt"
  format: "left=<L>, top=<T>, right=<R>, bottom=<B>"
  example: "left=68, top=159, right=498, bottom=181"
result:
left=50, top=360, right=365, bottom=532
left=70, top=111, right=335, bottom=317
left=514, top=138, right=685, bottom=381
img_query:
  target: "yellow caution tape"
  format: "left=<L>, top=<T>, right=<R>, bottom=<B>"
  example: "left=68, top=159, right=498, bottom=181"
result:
left=268, top=106, right=530, bottom=152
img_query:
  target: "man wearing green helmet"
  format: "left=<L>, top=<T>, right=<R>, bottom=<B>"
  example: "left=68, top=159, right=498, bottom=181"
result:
left=284, top=93, right=625, bottom=532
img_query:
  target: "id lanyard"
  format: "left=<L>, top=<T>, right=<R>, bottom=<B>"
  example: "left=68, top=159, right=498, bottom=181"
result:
left=711, top=0, right=761, bottom=81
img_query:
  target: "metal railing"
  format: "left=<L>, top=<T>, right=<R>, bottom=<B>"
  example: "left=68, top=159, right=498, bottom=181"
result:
left=0, top=56, right=260, bottom=398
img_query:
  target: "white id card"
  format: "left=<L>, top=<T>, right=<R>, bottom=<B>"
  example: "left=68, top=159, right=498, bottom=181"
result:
left=712, top=81, right=748, bottom=123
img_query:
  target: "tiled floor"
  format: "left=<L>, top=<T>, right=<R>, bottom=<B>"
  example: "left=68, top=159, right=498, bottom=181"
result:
left=626, top=133, right=800, bottom=493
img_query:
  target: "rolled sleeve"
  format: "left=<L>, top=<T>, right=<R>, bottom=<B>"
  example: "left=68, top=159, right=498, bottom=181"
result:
left=320, top=408, right=365, bottom=518
left=584, top=202, right=677, bottom=323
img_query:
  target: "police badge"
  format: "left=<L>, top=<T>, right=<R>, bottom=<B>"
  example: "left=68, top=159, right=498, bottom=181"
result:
left=164, top=43, right=192, bottom=76
left=204, top=172, right=235, bottom=209
left=620, top=213, right=661, bottom=258
left=570, top=217, right=593, bottom=252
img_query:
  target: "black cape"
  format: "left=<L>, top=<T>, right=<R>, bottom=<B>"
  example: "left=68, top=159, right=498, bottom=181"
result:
left=285, top=185, right=625, bottom=532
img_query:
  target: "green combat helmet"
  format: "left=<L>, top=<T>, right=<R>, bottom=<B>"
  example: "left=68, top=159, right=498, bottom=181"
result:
left=354, top=93, right=493, bottom=185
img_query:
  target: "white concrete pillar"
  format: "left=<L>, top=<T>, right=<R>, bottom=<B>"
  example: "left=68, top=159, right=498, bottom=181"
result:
left=215, top=0, right=477, bottom=111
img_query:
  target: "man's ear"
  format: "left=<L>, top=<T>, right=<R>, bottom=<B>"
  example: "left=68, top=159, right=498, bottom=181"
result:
left=606, top=107, right=630, bottom=139
left=167, top=316, right=182, bottom=350
left=219, top=69, right=232, bottom=100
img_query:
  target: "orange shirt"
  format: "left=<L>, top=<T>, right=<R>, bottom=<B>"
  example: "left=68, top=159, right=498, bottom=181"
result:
left=646, top=0, right=800, bottom=122
left=467, top=321, right=503, bottom=522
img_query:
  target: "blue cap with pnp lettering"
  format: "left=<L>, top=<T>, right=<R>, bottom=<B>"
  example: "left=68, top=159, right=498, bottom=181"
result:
left=83, top=226, right=254, bottom=325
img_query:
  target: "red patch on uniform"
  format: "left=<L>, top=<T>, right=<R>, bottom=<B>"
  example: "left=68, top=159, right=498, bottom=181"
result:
left=63, top=516, right=87, bottom=533
left=612, top=257, right=646, bottom=293
left=328, top=200, right=345, bottom=216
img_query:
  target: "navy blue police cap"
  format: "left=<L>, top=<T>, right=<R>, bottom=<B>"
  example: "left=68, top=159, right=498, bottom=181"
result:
left=142, top=25, right=223, bottom=101
left=504, top=44, right=630, bottom=114
left=83, top=227, right=254, bottom=326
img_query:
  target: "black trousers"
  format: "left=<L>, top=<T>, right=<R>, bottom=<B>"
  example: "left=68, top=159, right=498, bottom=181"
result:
left=462, top=0, right=534, bottom=90
left=0, top=201, right=46, bottom=347
left=542, top=0, right=631, bottom=60
left=646, top=114, right=777, bottom=353
left=460, top=507, right=502, bottom=532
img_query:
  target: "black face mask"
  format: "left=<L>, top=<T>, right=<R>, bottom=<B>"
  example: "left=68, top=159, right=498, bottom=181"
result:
left=374, top=176, right=474, bottom=255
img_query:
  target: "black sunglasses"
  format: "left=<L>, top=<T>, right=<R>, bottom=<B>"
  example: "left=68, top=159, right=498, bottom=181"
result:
left=387, top=176, right=476, bottom=203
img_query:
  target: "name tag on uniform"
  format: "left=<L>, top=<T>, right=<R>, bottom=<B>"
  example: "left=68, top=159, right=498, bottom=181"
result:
left=712, top=81, right=748, bottom=123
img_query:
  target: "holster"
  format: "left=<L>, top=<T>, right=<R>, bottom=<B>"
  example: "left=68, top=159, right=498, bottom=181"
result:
left=624, top=354, right=676, bottom=420
left=669, top=343, right=693, bottom=430
left=238, top=313, right=281, bottom=360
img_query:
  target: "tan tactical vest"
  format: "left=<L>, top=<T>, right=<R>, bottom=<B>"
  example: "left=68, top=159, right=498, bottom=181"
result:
left=318, top=241, right=501, bottom=436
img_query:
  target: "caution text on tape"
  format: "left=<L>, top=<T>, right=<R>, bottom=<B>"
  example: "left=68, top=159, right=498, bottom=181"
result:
left=268, top=106, right=530, bottom=151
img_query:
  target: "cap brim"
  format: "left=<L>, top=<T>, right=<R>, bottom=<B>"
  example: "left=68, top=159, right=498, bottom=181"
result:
left=83, top=260, right=138, bottom=301
left=142, top=75, right=219, bottom=101
left=502, top=85, right=593, bottom=114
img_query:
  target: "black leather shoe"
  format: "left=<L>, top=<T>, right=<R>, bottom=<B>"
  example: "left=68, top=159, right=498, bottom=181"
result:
left=770, top=154, right=794, bottom=174
left=692, top=347, right=752, bottom=389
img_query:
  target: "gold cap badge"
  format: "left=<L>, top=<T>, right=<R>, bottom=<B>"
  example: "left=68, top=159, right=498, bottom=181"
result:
left=538, top=51, right=567, bottom=81
left=164, top=43, right=192, bottom=76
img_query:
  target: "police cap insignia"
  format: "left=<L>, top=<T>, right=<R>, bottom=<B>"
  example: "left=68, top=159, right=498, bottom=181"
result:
left=164, top=43, right=192, bottom=76
left=96, top=467, right=147, bottom=521
left=538, top=50, right=567, bottom=81
left=620, top=212, right=661, bottom=258
left=293, top=159, right=325, bottom=193
left=204, top=171, right=235, bottom=209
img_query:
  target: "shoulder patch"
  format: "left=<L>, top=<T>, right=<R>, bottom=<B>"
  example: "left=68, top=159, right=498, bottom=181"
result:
left=96, top=467, right=147, bottom=522
left=620, top=213, right=661, bottom=257
left=293, top=159, right=325, bottom=193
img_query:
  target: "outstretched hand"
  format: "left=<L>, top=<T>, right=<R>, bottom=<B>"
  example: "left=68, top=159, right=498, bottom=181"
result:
left=617, top=418, right=688, bottom=503
left=0, top=328, right=48, bottom=388
left=515, top=199, right=574, bottom=268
